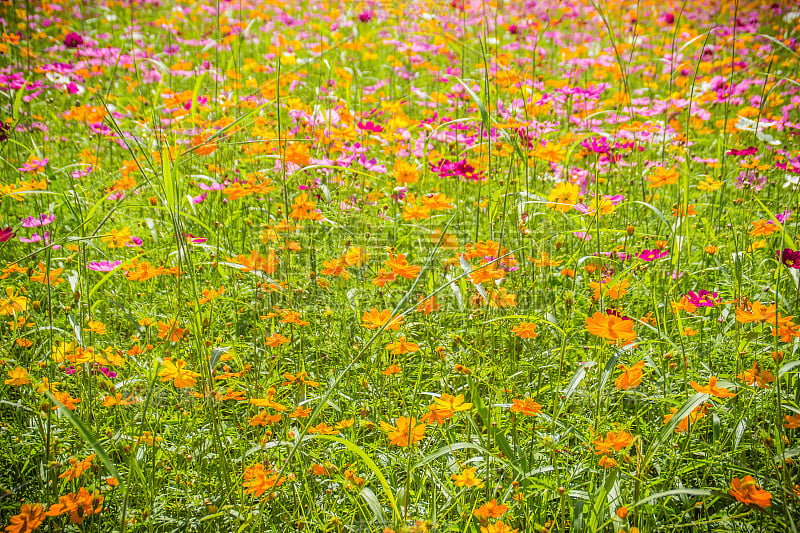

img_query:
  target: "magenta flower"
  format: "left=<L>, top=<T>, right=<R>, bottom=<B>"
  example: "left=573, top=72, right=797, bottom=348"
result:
left=18, top=231, right=60, bottom=250
left=21, top=213, right=55, bottom=228
left=0, top=227, right=15, bottom=242
left=726, top=146, right=758, bottom=156
left=430, top=159, right=484, bottom=182
left=638, top=249, right=669, bottom=261
left=63, top=32, right=83, bottom=48
left=685, top=290, right=718, bottom=307
left=606, top=307, right=632, bottom=320
left=357, top=120, right=383, bottom=133
left=71, top=166, right=93, bottom=179
left=580, top=136, right=610, bottom=154
left=18, top=158, right=48, bottom=173
left=778, top=248, right=800, bottom=269
left=357, top=9, right=373, bottom=22
left=88, top=260, right=122, bottom=272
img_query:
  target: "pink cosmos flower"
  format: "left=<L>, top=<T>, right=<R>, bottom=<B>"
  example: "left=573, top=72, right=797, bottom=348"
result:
left=638, top=249, right=669, bottom=261
left=88, top=260, right=122, bottom=272
left=685, top=290, right=718, bottom=307
left=21, top=213, right=55, bottom=228
left=18, top=157, right=48, bottom=173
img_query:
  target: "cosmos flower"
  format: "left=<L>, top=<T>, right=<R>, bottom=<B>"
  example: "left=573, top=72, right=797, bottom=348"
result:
left=778, top=248, right=800, bottom=268
left=88, top=260, right=122, bottom=272
left=729, top=476, right=771, bottom=508
left=63, top=32, right=84, bottom=48
left=21, top=213, right=55, bottom=227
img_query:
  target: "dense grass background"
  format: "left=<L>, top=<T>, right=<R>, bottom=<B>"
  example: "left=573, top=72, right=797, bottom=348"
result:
left=2, top=0, right=800, bottom=531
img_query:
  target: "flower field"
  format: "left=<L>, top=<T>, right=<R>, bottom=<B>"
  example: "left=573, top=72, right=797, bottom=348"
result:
left=2, top=0, right=800, bottom=531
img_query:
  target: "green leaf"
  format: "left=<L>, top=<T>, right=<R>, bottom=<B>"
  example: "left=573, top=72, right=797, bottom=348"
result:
left=162, top=147, right=176, bottom=211
left=209, top=346, right=231, bottom=373
left=313, top=435, right=399, bottom=521
left=643, top=393, right=709, bottom=468
left=359, top=487, right=388, bottom=524
left=779, top=360, right=800, bottom=378
left=411, top=442, right=488, bottom=471
left=454, top=77, right=489, bottom=133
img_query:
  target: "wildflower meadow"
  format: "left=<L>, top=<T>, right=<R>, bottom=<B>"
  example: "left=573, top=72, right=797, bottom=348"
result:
left=2, top=0, right=800, bottom=531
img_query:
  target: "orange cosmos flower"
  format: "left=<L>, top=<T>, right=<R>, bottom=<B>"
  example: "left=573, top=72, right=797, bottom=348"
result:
left=249, top=411, right=281, bottom=426
left=227, top=249, right=278, bottom=274
left=737, top=361, right=775, bottom=388
left=473, top=499, right=508, bottom=520
left=434, top=393, right=472, bottom=413
left=416, top=295, right=440, bottom=315
left=157, top=319, right=187, bottom=342
left=243, top=463, right=286, bottom=498
left=510, top=397, right=542, bottom=417
left=45, top=487, right=103, bottom=524
left=29, top=262, right=65, bottom=285
left=593, top=430, right=634, bottom=455
left=599, top=455, right=618, bottom=469
left=344, top=246, right=369, bottom=267
left=4, top=366, right=31, bottom=386
left=5, top=503, right=45, bottom=533
left=689, top=377, right=735, bottom=398
left=729, top=476, right=771, bottom=508
left=734, top=301, right=780, bottom=324
left=647, top=166, right=679, bottom=188
left=614, top=361, right=645, bottom=390
left=468, top=262, right=505, bottom=285
left=58, top=455, right=95, bottom=482
left=102, top=393, right=137, bottom=407
left=197, top=286, right=225, bottom=305
left=158, top=358, right=200, bottom=388
left=380, top=416, right=426, bottom=446
left=783, top=414, right=800, bottom=429
left=480, top=521, right=518, bottom=533
left=264, top=333, right=290, bottom=347
left=384, top=253, right=421, bottom=279
left=381, top=364, right=402, bottom=375
left=372, top=268, right=397, bottom=287
left=590, top=279, right=629, bottom=300
left=749, top=220, right=779, bottom=237
left=51, top=391, right=80, bottom=411
left=663, top=405, right=706, bottom=433
left=385, top=336, right=420, bottom=354
left=361, top=308, right=403, bottom=330
left=585, top=312, right=636, bottom=344
left=451, top=467, right=484, bottom=488
left=511, top=322, right=538, bottom=339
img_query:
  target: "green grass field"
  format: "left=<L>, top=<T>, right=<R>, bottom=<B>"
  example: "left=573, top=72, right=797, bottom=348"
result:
left=2, top=0, right=800, bottom=531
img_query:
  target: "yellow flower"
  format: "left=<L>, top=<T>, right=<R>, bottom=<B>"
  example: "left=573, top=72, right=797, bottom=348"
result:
left=101, top=226, right=132, bottom=248
left=4, top=366, right=31, bottom=386
left=0, top=286, right=28, bottom=315
left=385, top=336, right=420, bottom=355
left=380, top=416, right=426, bottom=447
left=452, top=467, right=484, bottom=488
left=157, top=319, right=187, bottom=342
left=158, top=358, right=200, bottom=388
left=648, top=167, right=679, bottom=188
left=434, top=393, right=472, bottom=412
left=511, top=322, right=538, bottom=339
left=86, top=320, right=107, bottom=335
